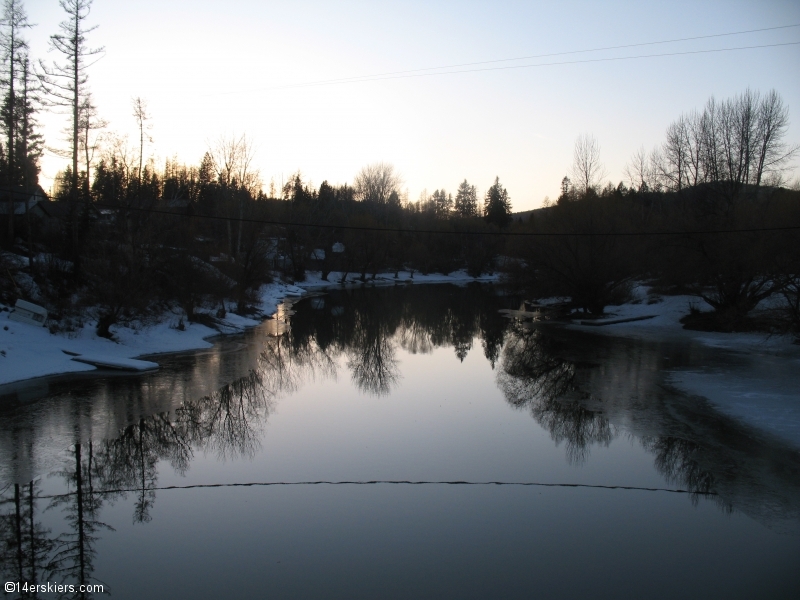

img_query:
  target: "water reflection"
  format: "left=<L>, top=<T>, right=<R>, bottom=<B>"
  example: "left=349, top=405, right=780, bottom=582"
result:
left=498, top=322, right=615, bottom=465
left=285, top=285, right=510, bottom=395
left=1, top=284, right=799, bottom=597
left=0, top=445, right=109, bottom=599
left=641, top=436, right=719, bottom=507
left=0, top=481, right=56, bottom=597
left=496, top=321, right=800, bottom=526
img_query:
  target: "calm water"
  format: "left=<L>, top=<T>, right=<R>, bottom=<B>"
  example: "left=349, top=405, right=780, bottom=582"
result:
left=1, top=284, right=799, bottom=599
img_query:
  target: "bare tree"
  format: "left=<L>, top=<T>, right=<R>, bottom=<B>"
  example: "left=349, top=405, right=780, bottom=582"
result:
left=661, top=116, right=690, bottom=191
left=570, top=134, right=606, bottom=195
left=37, top=0, right=103, bottom=202
left=78, top=92, right=106, bottom=195
left=754, top=89, right=798, bottom=187
left=131, top=96, right=151, bottom=183
left=623, top=146, right=653, bottom=192
left=208, top=133, right=261, bottom=255
left=353, top=161, right=402, bottom=204
left=209, top=133, right=259, bottom=194
left=658, top=89, right=799, bottom=196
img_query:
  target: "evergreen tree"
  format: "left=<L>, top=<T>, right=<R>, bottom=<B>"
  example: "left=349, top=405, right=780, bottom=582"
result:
left=454, top=179, right=478, bottom=217
left=557, top=175, right=574, bottom=204
left=0, top=0, right=33, bottom=242
left=483, top=176, right=512, bottom=227
left=431, top=188, right=452, bottom=217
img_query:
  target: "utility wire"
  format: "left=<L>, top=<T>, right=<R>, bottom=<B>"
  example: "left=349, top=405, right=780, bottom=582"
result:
left=273, top=43, right=800, bottom=89
left=204, top=23, right=800, bottom=96
left=11, top=479, right=717, bottom=500
left=84, top=200, right=800, bottom=238
left=295, top=24, right=800, bottom=82
left=5, top=188, right=798, bottom=237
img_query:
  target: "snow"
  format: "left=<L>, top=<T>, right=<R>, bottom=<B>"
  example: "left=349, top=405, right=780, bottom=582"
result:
left=566, top=285, right=796, bottom=354
left=557, top=284, right=800, bottom=449
left=667, top=367, right=800, bottom=449
left=71, top=355, right=160, bottom=371
left=0, top=270, right=498, bottom=386
left=297, top=269, right=499, bottom=290
left=0, top=251, right=29, bottom=269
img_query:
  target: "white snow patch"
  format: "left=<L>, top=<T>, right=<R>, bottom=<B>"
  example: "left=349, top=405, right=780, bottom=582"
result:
left=1, top=271, right=494, bottom=386
left=667, top=368, right=800, bottom=449
left=71, top=355, right=159, bottom=371
left=566, top=286, right=797, bottom=354
left=295, top=269, right=499, bottom=290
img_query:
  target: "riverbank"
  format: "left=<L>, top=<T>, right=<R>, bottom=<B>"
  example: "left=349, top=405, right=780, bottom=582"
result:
left=561, top=285, right=800, bottom=449
left=0, top=269, right=498, bottom=386
left=564, top=284, right=797, bottom=353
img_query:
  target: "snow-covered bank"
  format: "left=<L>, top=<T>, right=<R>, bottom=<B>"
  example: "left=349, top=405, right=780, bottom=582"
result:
left=560, top=285, right=800, bottom=449
left=667, top=367, right=800, bottom=449
left=0, top=270, right=498, bottom=387
left=567, top=285, right=797, bottom=354
left=292, top=269, right=499, bottom=290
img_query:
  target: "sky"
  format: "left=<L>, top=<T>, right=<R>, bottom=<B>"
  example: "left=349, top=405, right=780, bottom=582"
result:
left=23, top=0, right=800, bottom=211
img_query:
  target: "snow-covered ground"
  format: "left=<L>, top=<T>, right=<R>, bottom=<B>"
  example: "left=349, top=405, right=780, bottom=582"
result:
left=563, top=285, right=800, bottom=448
left=566, top=284, right=795, bottom=352
left=295, top=269, right=499, bottom=290
left=0, top=270, right=497, bottom=386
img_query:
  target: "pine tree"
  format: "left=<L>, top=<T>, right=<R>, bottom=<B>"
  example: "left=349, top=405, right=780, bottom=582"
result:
left=483, top=177, right=512, bottom=227
left=0, top=0, right=33, bottom=241
left=16, top=55, right=42, bottom=187
left=454, top=179, right=478, bottom=217
left=431, top=188, right=452, bottom=217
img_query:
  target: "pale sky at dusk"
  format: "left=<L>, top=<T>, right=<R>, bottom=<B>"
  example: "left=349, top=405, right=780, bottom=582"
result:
left=25, top=0, right=800, bottom=210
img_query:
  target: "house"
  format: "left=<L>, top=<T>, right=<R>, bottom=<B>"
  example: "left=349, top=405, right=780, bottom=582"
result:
left=0, top=187, right=48, bottom=217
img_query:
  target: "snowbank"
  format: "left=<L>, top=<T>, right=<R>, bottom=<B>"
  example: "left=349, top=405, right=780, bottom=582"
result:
left=0, top=270, right=497, bottom=386
left=667, top=368, right=800, bottom=449
left=559, top=284, right=800, bottom=449
left=567, top=285, right=797, bottom=354
left=296, top=269, right=499, bottom=290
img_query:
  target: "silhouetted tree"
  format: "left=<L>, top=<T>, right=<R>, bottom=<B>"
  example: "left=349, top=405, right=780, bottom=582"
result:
left=0, top=0, right=33, bottom=242
left=353, top=161, right=402, bottom=204
left=38, top=0, right=103, bottom=203
left=483, top=176, right=511, bottom=227
left=454, top=179, right=478, bottom=217
left=570, top=134, right=606, bottom=195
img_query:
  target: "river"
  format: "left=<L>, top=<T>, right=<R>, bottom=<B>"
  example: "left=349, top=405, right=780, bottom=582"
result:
left=1, top=284, right=798, bottom=599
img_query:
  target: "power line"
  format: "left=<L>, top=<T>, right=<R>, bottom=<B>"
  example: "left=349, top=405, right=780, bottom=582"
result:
left=83, top=199, right=800, bottom=238
left=16, top=479, right=717, bottom=500
left=204, top=24, right=800, bottom=96
left=276, top=43, right=800, bottom=89
left=298, top=24, right=800, bottom=82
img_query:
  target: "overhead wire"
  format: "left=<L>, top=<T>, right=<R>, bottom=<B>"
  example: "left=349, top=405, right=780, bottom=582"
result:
left=204, top=24, right=800, bottom=96
left=9, top=479, right=717, bottom=500
left=59, top=198, right=800, bottom=238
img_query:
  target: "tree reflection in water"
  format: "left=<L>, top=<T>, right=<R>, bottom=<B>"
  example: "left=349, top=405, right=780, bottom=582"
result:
left=0, top=481, right=57, bottom=597
left=494, top=321, right=798, bottom=522
left=640, top=436, right=725, bottom=509
left=290, top=284, right=511, bottom=395
left=49, top=443, right=111, bottom=600
left=3, top=284, right=799, bottom=595
left=347, top=300, right=400, bottom=396
left=497, top=322, right=616, bottom=465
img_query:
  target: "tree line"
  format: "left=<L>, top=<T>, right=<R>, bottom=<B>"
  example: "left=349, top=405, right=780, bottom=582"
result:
left=0, top=0, right=797, bottom=338
left=507, top=88, right=799, bottom=334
